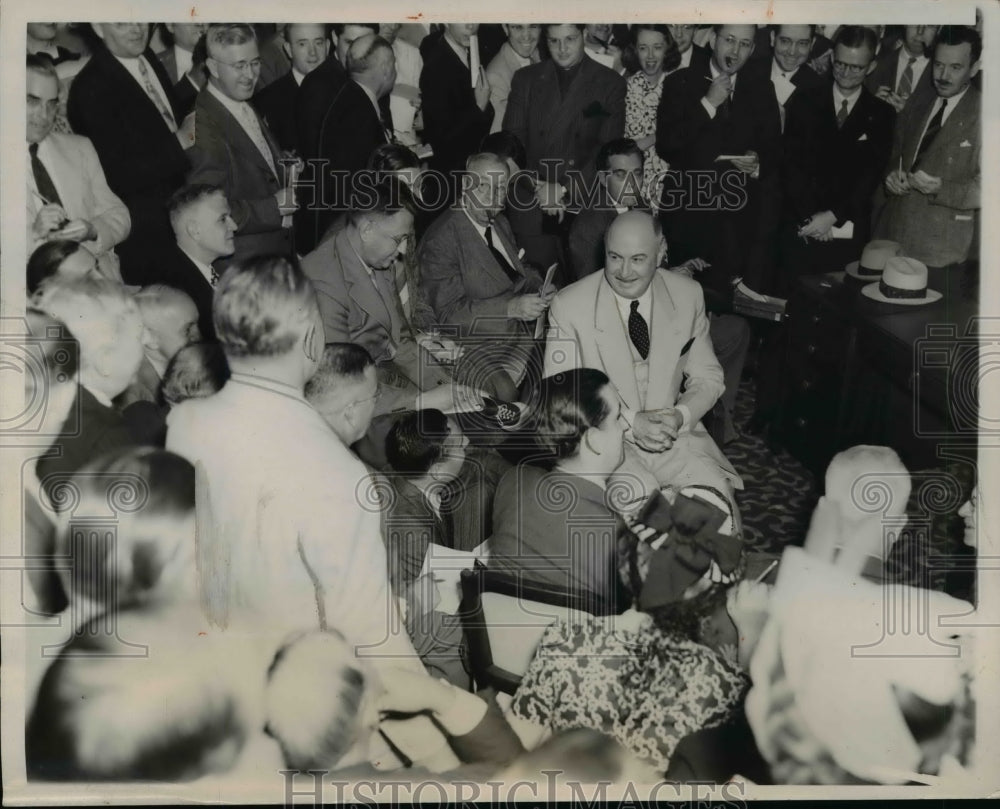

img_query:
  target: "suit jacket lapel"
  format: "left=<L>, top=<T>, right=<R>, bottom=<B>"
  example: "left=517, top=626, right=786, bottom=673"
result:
left=645, top=273, right=684, bottom=408
left=594, top=277, right=641, bottom=410
left=903, top=91, right=937, bottom=168
left=338, top=230, right=395, bottom=334
left=201, top=90, right=281, bottom=182
left=455, top=211, right=517, bottom=288
left=549, top=58, right=597, bottom=139
left=927, top=88, right=977, bottom=156
left=100, top=47, right=175, bottom=135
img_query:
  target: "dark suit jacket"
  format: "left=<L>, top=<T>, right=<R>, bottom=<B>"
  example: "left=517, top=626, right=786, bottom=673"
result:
left=743, top=58, right=825, bottom=118
left=783, top=82, right=895, bottom=235
left=418, top=209, right=542, bottom=340
left=420, top=37, right=495, bottom=178
left=874, top=86, right=980, bottom=267
left=655, top=63, right=782, bottom=294
left=503, top=57, right=625, bottom=205
left=148, top=242, right=217, bottom=342
left=294, top=55, right=348, bottom=159
left=488, top=465, right=628, bottom=615
left=36, top=387, right=140, bottom=503
left=252, top=70, right=299, bottom=152
left=308, top=80, right=391, bottom=245
left=187, top=87, right=293, bottom=265
left=67, top=45, right=188, bottom=285
left=154, top=47, right=201, bottom=117
left=864, top=46, right=935, bottom=112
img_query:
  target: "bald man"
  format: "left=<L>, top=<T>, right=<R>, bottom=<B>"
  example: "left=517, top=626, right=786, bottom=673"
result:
left=544, top=210, right=742, bottom=513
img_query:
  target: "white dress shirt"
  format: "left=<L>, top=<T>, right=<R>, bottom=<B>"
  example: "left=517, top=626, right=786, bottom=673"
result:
left=701, top=60, right=738, bottom=118
left=894, top=48, right=929, bottom=93
left=833, top=83, right=863, bottom=119
left=461, top=207, right=518, bottom=270
left=173, top=44, right=193, bottom=80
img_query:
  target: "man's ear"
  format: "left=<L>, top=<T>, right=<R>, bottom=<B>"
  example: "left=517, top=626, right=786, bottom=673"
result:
left=140, top=325, right=159, bottom=354
left=282, top=40, right=292, bottom=62
left=970, top=58, right=982, bottom=78
left=769, top=30, right=776, bottom=49
left=502, top=24, right=511, bottom=37
left=205, top=56, right=220, bottom=81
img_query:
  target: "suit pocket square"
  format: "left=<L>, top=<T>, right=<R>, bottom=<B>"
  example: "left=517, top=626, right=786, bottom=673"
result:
left=959, top=140, right=972, bottom=147
left=857, top=133, right=869, bottom=141
left=679, top=337, right=695, bottom=356
left=582, top=101, right=610, bottom=118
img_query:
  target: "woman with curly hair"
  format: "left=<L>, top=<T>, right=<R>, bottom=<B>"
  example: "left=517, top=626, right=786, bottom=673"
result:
left=623, top=25, right=680, bottom=204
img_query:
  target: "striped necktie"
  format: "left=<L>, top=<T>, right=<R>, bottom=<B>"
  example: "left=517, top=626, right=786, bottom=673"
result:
left=836, top=98, right=849, bottom=129
left=897, top=56, right=916, bottom=97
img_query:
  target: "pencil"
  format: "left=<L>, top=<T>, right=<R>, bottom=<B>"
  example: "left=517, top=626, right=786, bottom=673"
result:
left=754, top=559, right=778, bottom=584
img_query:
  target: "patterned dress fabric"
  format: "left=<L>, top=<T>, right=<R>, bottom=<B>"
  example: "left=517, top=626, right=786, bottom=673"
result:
left=625, top=71, right=669, bottom=205
left=510, top=615, right=749, bottom=772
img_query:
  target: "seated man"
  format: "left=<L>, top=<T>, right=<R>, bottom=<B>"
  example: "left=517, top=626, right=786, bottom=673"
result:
left=544, top=210, right=743, bottom=516
left=568, top=138, right=645, bottom=281
left=154, top=184, right=239, bottom=342
left=382, top=409, right=472, bottom=686
left=27, top=54, right=131, bottom=283
left=33, top=277, right=147, bottom=497
left=419, top=152, right=549, bottom=394
left=300, top=180, right=461, bottom=420
left=161, top=342, right=230, bottom=408
left=166, top=256, right=420, bottom=669
left=27, top=240, right=98, bottom=295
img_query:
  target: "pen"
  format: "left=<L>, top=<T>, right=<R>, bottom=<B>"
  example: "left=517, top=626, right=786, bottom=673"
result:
left=754, top=559, right=778, bottom=584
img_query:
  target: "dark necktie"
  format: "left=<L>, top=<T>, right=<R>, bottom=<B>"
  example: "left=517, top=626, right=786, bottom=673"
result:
left=628, top=300, right=650, bottom=360
left=484, top=225, right=520, bottom=283
left=378, top=95, right=394, bottom=142
left=717, top=94, right=732, bottom=120
left=836, top=98, right=849, bottom=129
left=29, top=143, right=63, bottom=206
left=897, top=56, right=916, bottom=97
left=912, top=98, right=947, bottom=170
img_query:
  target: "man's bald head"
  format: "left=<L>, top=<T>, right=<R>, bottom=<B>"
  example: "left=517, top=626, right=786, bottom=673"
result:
left=463, top=152, right=510, bottom=225
left=347, top=34, right=395, bottom=96
left=603, top=211, right=666, bottom=299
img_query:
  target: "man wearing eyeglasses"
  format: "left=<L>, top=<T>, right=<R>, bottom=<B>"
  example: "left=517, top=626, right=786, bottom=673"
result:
left=779, top=25, right=894, bottom=281
left=666, top=24, right=711, bottom=75
left=656, top=23, right=782, bottom=307
left=187, top=23, right=298, bottom=268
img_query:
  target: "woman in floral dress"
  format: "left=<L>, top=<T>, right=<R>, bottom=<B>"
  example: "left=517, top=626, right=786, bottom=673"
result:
left=624, top=25, right=680, bottom=205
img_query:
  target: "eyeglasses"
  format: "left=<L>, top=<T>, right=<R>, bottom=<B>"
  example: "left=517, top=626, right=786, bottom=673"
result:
left=832, top=60, right=867, bottom=75
left=214, top=57, right=262, bottom=75
left=350, top=384, right=383, bottom=408
left=375, top=222, right=410, bottom=249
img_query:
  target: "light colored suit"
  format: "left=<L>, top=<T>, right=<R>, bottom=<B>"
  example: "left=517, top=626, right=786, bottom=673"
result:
left=544, top=268, right=741, bottom=501
left=486, top=42, right=537, bottom=134
left=165, top=374, right=422, bottom=670
left=26, top=132, right=130, bottom=281
left=874, top=86, right=980, bottom=267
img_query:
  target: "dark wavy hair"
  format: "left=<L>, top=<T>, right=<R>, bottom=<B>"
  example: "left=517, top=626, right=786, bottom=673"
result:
left=536, top=368, right=612, bottom=460
left=623, top=24, right=681, bottom=76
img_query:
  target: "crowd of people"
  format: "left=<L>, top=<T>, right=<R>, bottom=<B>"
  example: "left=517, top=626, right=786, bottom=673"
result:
left=18, top=18, right=985, bottom=791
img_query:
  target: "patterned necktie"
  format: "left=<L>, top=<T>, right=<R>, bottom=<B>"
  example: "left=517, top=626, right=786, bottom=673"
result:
left=29, top=143, right=63, bottom=206
left=136, top=57, right=177, bottom=132
left=912, top=98, right=947, bottom=170
left=484, top=225, right=520, bottom=283
left=836, top=98, right=850, bottom=129
left=236, top=103, right=277, bottom=177
left=210, top=265, right=220, bottom=287
left=897, top=56, right=916, bottom=97
left=628, top=300, right=650, bottom=360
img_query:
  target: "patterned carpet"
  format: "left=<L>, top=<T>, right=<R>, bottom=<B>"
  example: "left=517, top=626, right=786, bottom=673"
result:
left=728, top=378, right=819, bottom=554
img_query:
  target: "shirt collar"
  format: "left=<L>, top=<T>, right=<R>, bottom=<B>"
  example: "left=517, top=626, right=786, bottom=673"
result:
left=832, top=83, right=861, bottom=109
left=679, top=48, right=693, bottom=69
left=228, top=371, right=307, bottom=403
left=709, top=59, right=737, bottom=91
left=444, top=32, right=468, bottom=65
left=504, top=42, right=532, bottom=67
left=770, top=59, right=799, bottom=81
left=899, top=47, right=928, bottom=68
left=354, top=79, right=382, bottom=120
left=207, top=79, right=248, bottom=118
left=291, top=67, right=306, bottom=86
left=610, top=281, right=653, bottom=313
left=178, top=246, right=217, bottom=284
left=936, top=84, right=970, bottom=115
left=461, top=205, right=490, bottom=238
